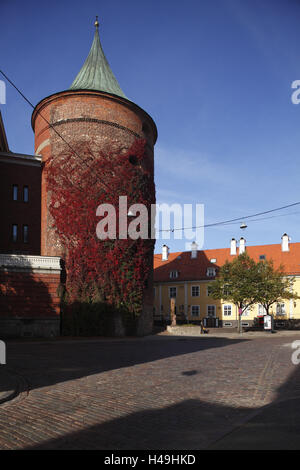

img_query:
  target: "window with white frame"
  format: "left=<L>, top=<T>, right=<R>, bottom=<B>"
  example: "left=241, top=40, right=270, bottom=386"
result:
left=223, top=305, right=232, bottom=316
left=258, top=304, right=266, bottom=316
left=206, top=267, right=216, bottom=277
left=241, top=305, right=250, bottom=317
left=191, top=305, right=200, bottom=317
left=169, top=270, right=178, bottom=279
left=223, top=285, right=230, bottom=296
left=276, top=303, right=286, bottom=315
left=169, top=287, right=177, bottom=298
left=207, top=305, right=216, bottom=317
left=207, top=285, right=213, bottom=296
left=191, top=285, right=200, bottom=297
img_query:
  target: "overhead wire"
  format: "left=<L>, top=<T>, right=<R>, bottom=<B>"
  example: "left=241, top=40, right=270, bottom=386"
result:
left=157, top=202, right=300, bottom=233
left=0, top=69, right=110, bottom=191
left=2, top=68, right=299, bottom=235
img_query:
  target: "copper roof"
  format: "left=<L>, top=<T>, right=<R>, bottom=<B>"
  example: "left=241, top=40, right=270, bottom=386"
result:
left=70, top=19, right=127, bottom=99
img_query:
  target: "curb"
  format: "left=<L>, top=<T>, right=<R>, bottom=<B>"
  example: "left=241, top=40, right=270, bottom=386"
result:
left=206, top=395, right=300, bottom=450
left=0, top=367, right=29, bottom=407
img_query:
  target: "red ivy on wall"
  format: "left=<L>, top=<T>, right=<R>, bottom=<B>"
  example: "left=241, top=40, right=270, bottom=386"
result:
left=45, top=139, right=155, bottom=319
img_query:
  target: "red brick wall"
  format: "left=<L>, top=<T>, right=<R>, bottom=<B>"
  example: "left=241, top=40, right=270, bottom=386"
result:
left=0, top=270, right=60, bottom=318
left=31, top=90, right=157, bottom=335
left=32, top=90, right=156, bottom=258
left=0, top=161, right=41, bottom=255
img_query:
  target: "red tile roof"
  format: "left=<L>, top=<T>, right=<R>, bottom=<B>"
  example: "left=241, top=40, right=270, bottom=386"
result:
left=153, top=243, right=300, bottom=282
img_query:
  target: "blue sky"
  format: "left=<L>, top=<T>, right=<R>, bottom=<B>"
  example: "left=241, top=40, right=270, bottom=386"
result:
left=1, top=0, right=300, bottom=254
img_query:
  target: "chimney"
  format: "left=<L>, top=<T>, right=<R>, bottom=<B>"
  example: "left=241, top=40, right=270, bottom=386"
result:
left=191, top=241, right=198, bottom=259
left=281, top=233, right=290, bottom=252
left=162, top=244, right=169, bottom=261
left=230, top=238, right=237, bottom=255
left=239, top=237, right=246, bottom=254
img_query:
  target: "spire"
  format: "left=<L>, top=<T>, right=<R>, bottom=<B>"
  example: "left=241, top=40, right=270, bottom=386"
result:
left=70, top=17, right=127, bottom=99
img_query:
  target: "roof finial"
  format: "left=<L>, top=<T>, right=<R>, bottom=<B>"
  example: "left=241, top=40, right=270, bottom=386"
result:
left=94, top=16, right=99, bottom=29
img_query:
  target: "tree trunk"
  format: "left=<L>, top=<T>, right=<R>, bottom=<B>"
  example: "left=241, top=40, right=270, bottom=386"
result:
left=238, top=304, right=243, bottom=334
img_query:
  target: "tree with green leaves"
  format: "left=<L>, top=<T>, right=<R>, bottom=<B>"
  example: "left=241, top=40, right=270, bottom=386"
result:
left=209, top=252, right=260, bottom=333
left=255, top=259, right=298, bottom=317
left=210, top=252, right=299, bottom=333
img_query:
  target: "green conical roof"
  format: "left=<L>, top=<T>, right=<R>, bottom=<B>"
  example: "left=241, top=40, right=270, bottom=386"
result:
left=70, top=19, right=127, bottom=99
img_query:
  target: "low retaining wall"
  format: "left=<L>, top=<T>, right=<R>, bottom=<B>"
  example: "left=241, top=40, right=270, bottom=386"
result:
left=167, top=325, right=202, bottom=336
left=0, top=254, right=62, bottom=337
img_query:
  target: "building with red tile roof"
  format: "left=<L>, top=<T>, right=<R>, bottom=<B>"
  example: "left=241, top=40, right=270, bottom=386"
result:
left=153, top=236, right=300, bottom=329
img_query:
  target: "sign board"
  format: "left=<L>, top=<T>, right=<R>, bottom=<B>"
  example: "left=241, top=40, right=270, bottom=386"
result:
left=264, top=315, right=272, bottom=330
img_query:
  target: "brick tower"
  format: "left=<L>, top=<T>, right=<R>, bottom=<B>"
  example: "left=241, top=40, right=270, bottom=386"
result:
left=31, top=18, right=157, bottom=335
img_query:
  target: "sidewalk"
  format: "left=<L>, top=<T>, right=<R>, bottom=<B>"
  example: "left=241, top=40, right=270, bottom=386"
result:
left=209, top=396, right=300, bottom=450
left=163, top=325, right=300, bottom=339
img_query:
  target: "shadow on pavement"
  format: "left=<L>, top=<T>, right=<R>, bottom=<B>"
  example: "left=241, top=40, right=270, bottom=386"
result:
left=19, top=337, right=300, bottom=450
left=2, top=336, right=248, bottom=394
left=24, top=387, right=300, bottom=450
left=24, top=398, right=251, bottom=450
left=209, top=397, right=300, bottom=450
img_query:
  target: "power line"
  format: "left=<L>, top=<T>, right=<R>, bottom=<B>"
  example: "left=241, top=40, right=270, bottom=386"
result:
left=0, top=69, right=110, bottom=191
left=2, top=69, right=300, bottom=234
left=157, top=202, right=300, bottom=232
left=219, top=210, right=300, bottom=227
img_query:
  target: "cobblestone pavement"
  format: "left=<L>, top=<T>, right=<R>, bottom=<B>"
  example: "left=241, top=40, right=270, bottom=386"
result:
left=0, top=333, right=300, bottom=450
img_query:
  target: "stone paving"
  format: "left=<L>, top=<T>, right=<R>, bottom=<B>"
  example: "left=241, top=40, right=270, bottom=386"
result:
left=0, top=332, right=300, bottom=450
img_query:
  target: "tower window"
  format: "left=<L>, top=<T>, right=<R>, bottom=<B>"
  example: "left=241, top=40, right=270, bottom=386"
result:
left=12, top=224, right=18, bottom=242
left=142, top=122, right=150, bottom=136
left=128, top=155, right=138, bottom=165
left=23, top=186, right=29, bottom=203
left=12, top=185, right=18, bottom=201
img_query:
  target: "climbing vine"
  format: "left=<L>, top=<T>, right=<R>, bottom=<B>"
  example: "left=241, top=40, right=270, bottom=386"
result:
left=45, top=139, right=155, bottom=334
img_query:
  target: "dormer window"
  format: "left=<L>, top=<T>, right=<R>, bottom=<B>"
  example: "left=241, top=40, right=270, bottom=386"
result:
left=170, top=270, right=178, bottom=279
left=206, top=267, right=216, bottom=277
left=259, top=255, right=266, bottom=260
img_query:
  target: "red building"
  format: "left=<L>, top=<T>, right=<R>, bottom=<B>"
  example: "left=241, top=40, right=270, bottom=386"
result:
left=0, top=111, right=41, bottom=255
left=0, top=111, right=61, bottom=337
